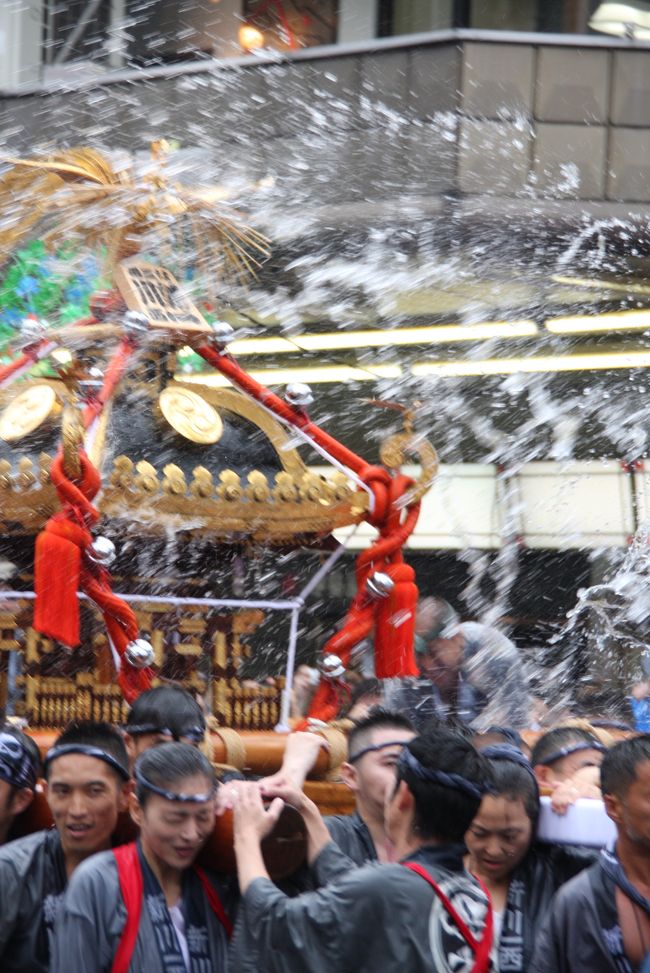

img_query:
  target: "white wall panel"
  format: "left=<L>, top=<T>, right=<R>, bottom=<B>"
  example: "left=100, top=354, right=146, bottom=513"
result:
left=517, top=461, right=633, bottom=548
left=315, top=460, right=634, bottom=551
left=321, top=463, right=501, bottom=550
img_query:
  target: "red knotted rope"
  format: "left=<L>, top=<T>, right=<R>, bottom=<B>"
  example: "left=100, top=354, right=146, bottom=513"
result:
left=82, top=336, right=136, bottom=429
left=34, top=449, right=152, bottom=704
left=306, top=478, right=422, bottom=721
left=195, top=342, right=425, bottom=719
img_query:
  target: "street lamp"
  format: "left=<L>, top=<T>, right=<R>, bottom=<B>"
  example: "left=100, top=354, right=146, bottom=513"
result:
left=589, top=1, right=650, bottom=38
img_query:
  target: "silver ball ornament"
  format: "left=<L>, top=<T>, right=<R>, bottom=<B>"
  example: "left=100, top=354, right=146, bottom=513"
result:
left=124, top=638, right=155, bottom=669
left=285, top=383, right=314, bottom=408
left=366, top=571, right=394, bottom=599
left=318, top=653, right=345, bottom=680
left=209, top=321, right=235, bottom=349
left=86, top=536, right=116, bottom=567
left=123, top=311, right=150, bottom=340
left=20, top=317, right=48, bottom=347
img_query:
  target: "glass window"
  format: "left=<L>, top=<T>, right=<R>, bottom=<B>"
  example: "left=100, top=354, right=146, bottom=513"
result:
left=43, top=0, right=112, bottom=66
left=242, top=0, right=338, bottom=52
left=470, top=0, right=539, bottom=30
left=380, top=0, right=599, bottom=35
left=384, top=0, right=454, bottom=36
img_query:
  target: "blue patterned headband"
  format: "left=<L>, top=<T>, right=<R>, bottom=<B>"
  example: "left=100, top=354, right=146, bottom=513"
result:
left=537, top=739, right=606, bottom=768
left=398, top=747, right=492, bottom=801
left=0, top=731, right=38, bottom=790
left=481, top=743, right=537, bottom=780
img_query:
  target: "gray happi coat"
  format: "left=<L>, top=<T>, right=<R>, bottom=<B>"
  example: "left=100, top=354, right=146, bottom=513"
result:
left=530, top=860, right=635, bottom=973
left=232, top=840, right=493, bottom=973
left=0, top=829, right=67, bottom=973
left=50, top=848, right=237, bottom=973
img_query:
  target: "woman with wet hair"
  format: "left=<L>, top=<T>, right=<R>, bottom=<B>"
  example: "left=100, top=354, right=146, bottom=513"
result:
left=465, top=745, right=594, bottom=973
left=50, top=742, right=236, bottom=973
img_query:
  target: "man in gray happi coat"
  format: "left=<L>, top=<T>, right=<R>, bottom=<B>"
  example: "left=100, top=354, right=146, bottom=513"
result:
left=232, top=727, right=496, bottom=973
left=0, top=721, right=130, bottom=973
left=531, top=736, right=650, bottom=973
left=386, top=597, right=530, bottom=730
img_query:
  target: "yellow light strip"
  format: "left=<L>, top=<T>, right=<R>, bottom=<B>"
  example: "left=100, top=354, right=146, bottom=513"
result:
left=411, top=350, right=650, bottom=378
left=182, top=363, right=402, bottom=387
left=546, top=309, right=650, bottom=334
left=294, top=320, right=538, bottom=350
left=179, top=350, right=650, bottom=387
left=228, top=337, right=296, bottom=354
left=221, top=320, right=539, bottom=355
left=183, top=310, right=650, bottom=354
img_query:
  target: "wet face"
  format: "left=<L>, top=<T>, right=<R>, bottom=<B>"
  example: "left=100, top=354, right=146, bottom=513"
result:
left=608, top=760, right=650, bottom=848
left=133, top=774, right=216, bottom=872
left=465, top=795, right=533, bottom=882
left=419, top=634, right=464, bottom=690
left=350, top=727, right=415, bottom=817
left=548, top=747, right=604, bottom=782
left=45, top=754, right=128, bottom=859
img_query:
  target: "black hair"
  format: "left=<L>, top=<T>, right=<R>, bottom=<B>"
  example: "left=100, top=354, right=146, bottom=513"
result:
left=0, top=724, right=41, bottom=783
left=395, top=728, right=493, bottom=843
left=531, top=726, right=601, bottom=768
left=601, top=735, right=650, bottom=798
left=483, top=726, right=524, bottom=749
left=349, top=679, right=382, bottom=706
left=440, top=715, right=475, bottom=742
left=47, top=720, right=129, bottom=782
left=486, top=757, right=540, bottom=829
left=348, top=708, right=414, bottom=761
left=135, top=742, right=216, bottom=806
left=126, top=686, right=206, bottom=739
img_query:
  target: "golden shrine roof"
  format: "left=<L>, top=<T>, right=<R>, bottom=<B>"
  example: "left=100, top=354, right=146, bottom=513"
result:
left=0, top=376, right=369, bottom=540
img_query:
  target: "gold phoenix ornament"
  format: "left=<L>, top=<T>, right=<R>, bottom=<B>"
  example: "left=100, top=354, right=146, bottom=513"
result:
left=0, top=143, right=270, bottom=286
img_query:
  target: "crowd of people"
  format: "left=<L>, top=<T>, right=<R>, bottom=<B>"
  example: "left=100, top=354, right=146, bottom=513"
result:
left=0, top=597, right=649, bottom=971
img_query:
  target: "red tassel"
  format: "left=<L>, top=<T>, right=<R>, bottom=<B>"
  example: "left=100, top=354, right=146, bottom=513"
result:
left=303, top=678, right=350, bottom=725
left=326, top=608, right=374, bottom=664
left=374, top=563, right=419, bottom=679
left=33, top=517, right=90, bottom=647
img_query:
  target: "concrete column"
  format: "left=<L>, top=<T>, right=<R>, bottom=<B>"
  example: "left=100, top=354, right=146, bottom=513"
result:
left=0, top=0, right=43, bottom=91
left=338, top=0, right=378, bottom=43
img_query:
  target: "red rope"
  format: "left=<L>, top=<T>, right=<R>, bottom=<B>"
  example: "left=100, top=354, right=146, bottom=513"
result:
left=0, top=338, right=52, bottom=386
left=33, top=335, right=150, bottom=703
left=0, top=315, right=97, bottom=388
left=82, top=336, right=136, bottom=428
left=34, top=450, right=152, bottom=703
left=194, top=342, right=425, bottom=716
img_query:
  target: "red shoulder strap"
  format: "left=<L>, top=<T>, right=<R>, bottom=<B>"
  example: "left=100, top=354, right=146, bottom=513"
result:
left=194, top=866, right=234, bottom=939
left=402, top=862, right=493, bottom=973
left=111, top=843, right=144, bottom=973
left=110, top=843, right=232, bottom=973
